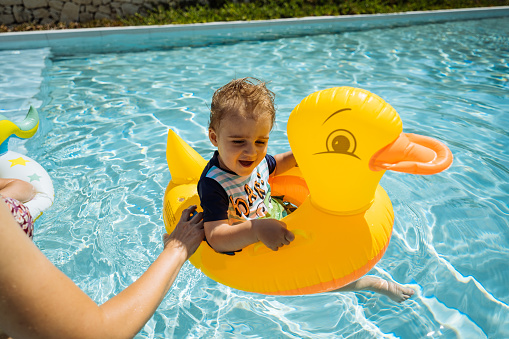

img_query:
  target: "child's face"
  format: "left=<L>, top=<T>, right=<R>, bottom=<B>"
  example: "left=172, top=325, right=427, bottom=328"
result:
left=209, top=114, right=271, bottom=176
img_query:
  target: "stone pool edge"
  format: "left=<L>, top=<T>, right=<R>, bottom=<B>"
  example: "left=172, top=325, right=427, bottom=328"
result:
left=1, top=6, right=508, bottom=56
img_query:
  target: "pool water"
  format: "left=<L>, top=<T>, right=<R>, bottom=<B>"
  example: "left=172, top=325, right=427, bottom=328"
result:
left=2, top=16, right=509, bottom=338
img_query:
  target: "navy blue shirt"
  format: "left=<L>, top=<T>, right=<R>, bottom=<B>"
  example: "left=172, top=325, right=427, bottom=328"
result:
left=198, top=151, right=277, bottom=223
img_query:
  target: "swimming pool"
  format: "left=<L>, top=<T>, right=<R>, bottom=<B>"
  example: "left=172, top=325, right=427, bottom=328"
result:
left=1, top=9, right=508, bottom=338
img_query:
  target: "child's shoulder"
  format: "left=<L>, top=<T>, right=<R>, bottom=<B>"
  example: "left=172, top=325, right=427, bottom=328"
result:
left=199, top=151, right=220, bottom=177
left=264, top=154, right=276, bottom=173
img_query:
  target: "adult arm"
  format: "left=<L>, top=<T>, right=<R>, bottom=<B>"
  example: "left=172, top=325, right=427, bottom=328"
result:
left=0, top=202, right=204, bottom=339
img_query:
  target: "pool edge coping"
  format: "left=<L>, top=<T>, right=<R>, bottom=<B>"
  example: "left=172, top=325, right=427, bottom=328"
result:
left=1, top=6, right=508, bottom=55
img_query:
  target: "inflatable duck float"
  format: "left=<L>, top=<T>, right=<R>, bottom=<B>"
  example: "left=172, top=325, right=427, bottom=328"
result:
left=0, top=107, right=54, bottom=220
left=163, top=87, right=453, bottom=295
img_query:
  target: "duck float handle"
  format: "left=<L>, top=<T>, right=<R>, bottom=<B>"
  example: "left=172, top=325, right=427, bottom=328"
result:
left=163, top=87, right=453, bottom=295
left=0, top=107, right=54, bottom=220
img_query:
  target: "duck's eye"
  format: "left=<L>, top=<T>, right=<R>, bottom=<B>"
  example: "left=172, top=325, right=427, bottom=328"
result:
left=325, top=129, right=359, bottom=159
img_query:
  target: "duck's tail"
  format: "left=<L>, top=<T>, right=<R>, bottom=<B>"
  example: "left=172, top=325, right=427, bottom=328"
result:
left=166, top=129, right=207, bottom=184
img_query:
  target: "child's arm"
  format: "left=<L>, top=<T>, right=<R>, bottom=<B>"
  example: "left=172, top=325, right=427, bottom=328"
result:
left=205, top=218, right=294, bottom=252
left=273, top=151, right=297, bottom=176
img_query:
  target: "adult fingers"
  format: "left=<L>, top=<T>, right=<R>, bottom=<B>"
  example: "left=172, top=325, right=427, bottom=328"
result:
left=179, top=205, right=197, bottom=223
left=190, top=211, right=204, bottom=224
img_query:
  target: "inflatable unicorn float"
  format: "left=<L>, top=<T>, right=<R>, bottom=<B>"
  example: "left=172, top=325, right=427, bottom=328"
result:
left=0, top=107, right=54, bottom=220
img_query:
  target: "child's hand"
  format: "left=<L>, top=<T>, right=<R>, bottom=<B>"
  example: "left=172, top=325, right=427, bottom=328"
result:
left=253, top=219, right=295, bottom=251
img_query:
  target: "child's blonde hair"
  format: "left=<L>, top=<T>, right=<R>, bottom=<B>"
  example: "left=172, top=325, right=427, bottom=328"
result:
left=209, top=77, right=276, bottom=131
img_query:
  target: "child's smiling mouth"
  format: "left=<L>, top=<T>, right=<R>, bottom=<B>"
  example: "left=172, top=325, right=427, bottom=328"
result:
left=239, top=160, right=254, bottom=167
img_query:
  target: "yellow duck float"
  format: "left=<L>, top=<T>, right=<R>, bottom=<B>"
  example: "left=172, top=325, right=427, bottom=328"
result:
left=163, top=87, right=453, bottom=295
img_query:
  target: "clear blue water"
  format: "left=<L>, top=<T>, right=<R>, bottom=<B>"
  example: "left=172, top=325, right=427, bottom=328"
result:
left=1, top=16, right=508, bottom=338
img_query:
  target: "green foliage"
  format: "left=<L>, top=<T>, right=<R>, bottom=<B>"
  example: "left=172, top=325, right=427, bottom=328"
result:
left=118, top=0, right=508, bottom=26
left=1, top=0, right=508, bottom=32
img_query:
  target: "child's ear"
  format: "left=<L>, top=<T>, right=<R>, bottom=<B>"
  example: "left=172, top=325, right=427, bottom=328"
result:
left=209, top=128, right=219, bottom=147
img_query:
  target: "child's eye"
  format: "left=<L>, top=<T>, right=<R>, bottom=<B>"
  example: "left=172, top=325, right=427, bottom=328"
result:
left=232, top=140, right=244, bottom=144
left=256, top=141, right=266, bottom=145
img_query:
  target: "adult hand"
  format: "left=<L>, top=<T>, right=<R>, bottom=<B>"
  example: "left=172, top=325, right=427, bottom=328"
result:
left=0, top=201, right=206, bottom=339
left=163, top=205, right=204, bottom=260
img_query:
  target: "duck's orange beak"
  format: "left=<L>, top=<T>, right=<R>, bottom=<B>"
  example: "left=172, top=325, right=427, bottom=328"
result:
left=369, top=133, right=453, bottom=175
